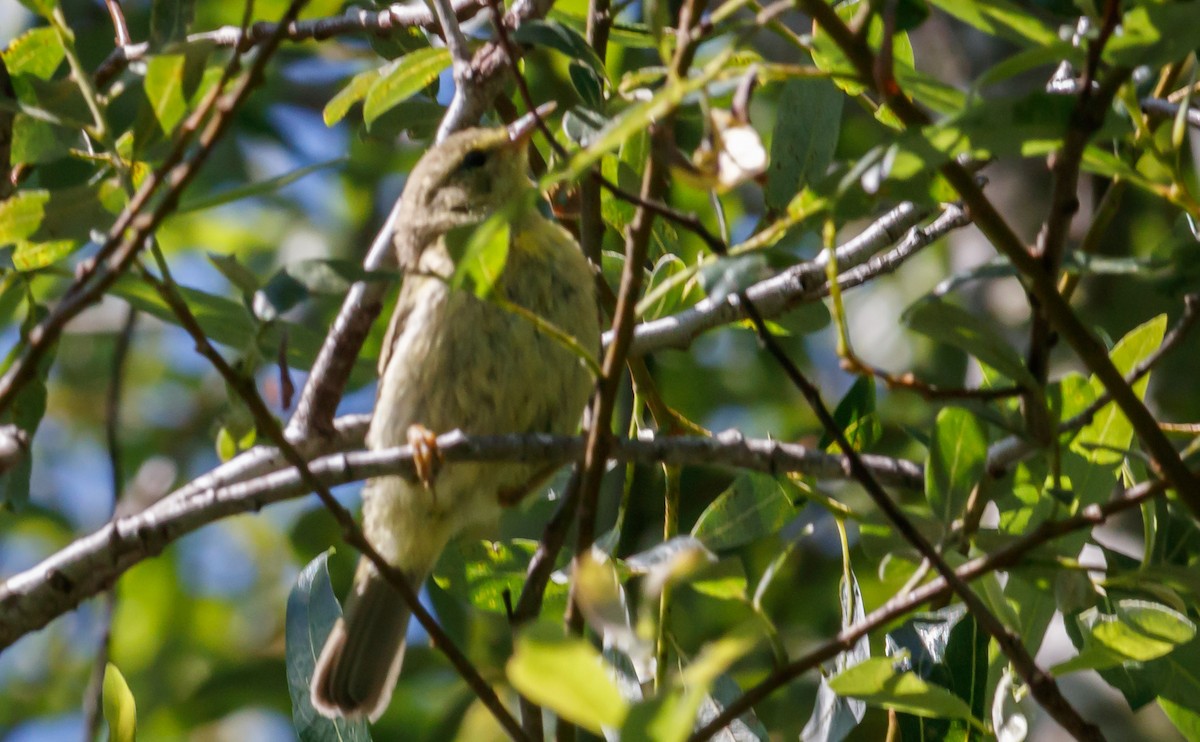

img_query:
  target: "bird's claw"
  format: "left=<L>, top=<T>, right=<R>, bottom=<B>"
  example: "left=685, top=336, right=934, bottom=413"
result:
left=407, top=424, right=442, bottom=492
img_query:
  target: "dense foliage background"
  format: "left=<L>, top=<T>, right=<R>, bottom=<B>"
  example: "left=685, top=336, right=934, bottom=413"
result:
left=3, top=0, right=1200, bottom=740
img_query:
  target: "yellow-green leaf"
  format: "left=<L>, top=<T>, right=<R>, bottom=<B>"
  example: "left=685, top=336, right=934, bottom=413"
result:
left=507, top=623, right=628, bottom=733
left=103, top=663, right=137, bottom=742
left=363, top=48, right=452, bottom=125
left=1075, top=314, right=1166, bottom=465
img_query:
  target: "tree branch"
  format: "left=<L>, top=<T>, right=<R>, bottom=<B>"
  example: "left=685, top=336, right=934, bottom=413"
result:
left=93, top=0, right=486, bottom=89
left=625, top=203, right=967, bottom=356
left=0, top=429, right=921, bottom=652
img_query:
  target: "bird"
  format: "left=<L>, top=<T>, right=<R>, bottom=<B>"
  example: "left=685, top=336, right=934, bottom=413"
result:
left=309, top=108, right=600, bottom=723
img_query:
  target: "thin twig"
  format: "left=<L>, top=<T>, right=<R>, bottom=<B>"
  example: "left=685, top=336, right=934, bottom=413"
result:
left=103, top=0, right=132, bottom=47
left=81, top=305, right=137, bottom=742
left=736, top=296, right=1103, bottom=739
left=1141, top=97, right=1200, bottom=129
left=286, top=203, right=403, bottom=437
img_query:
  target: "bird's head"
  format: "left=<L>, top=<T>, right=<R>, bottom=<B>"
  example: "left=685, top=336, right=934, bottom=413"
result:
left=397, top=106, right=550, bottom=248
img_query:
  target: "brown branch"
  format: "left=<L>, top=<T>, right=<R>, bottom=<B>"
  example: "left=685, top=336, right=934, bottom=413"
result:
left=987, top=293, right=1200, bottom=478
left=285, top=202, right=400, bottom=437
left=103, top=0, right=132, bottom=47
left=1027, top=65, right=1130, bottom=435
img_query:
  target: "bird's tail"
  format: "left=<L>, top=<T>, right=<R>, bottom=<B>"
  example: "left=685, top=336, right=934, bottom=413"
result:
left=310, top=559, right=421, bottom=722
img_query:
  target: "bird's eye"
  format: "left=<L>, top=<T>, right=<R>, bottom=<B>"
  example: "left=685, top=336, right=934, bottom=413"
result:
left=459, top=149, right=489, bottom=171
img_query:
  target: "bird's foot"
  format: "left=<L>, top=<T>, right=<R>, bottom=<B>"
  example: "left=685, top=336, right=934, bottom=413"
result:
left=407, top=424, right=442, bottom=492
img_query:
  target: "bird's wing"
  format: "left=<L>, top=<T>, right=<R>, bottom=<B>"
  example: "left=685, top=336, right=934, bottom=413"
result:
left=377, top=276, right=418, bottom=378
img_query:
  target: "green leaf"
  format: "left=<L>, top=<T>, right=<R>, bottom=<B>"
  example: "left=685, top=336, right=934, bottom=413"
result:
left=108, top=275, right=355, bottom=375
left=1074, top=314, right=1166, bottom=466
left=208, top=252, right=261, bottom=298
left=699, top=674, right=770, bottom=741
left=143, top=54, right=191, bottom=135
left=1104, top=5, right=1200, bottom=68
left=507, top=623, right=629, bottom=734
left=434, top=539, right=569, bottom=615
left=766, top=78, right=843, bottom=211
left=925, top=0, right=1058, bottom=47
left=286, top=551, right=372, bottom=742
left=0, top=190, right=50, bottom=247
left=12, top=239, right=76, bottom=271
left=16, top=0, right=55, bottom=19
left=323, top=67, right=381, bottom=126
left=513, top=20, right=608, bottom=82
left=976, top=41, right=1078, bottom=89
left=1160, top=697, right=1200, bottom=741
left=886, top=605, right=989, bottom=741
left=819, top=376, right=878, bottom=453
left=446, top=192, right=538, bottom=299
left=1094, top=605, right=1195, bottom=659
left=691, top=472, right=797, bottom=551
left=10, top=112, right=73, bottom=165
left=103, top=663, right=138, bottom=742
left=810, top=0, right=961, bottom=117
left=0, top=300, right=52, bottom=508
left=812, top=0, right=908, bottom=97
left=929, top=92, right=1130, bottom=161
left=903, top=298, right=1037, bottom=389
left=624, top=535, right=718, bottom=594
left=0, top=182, right=124, bottom=253
left=802, top=571, right=868, bottom=742
left=2, top=27, right=64, bottom=79
left=829, top=657, right=979, bottom=723
left=550, top=52, right=728, bottom=184
left=179, top=158, right=346, bottom=213
left=1055, top=600, right=1197, bottom=675
left=639, top=254, right=703, bottom=320
left=925, top=407, right=986, bottom=525
left=622, top=692, right=700, bottom=742
left=363, top=48, right=452, bottom=126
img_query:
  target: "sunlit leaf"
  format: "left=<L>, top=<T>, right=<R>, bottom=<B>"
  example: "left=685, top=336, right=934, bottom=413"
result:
left=1075, top=315, right=1166, bottom=466
left=829, top=657, right=979, bottom=723
left=507, top=623, right=629, bottom=734
left=363, top=48, right=452, bottom=125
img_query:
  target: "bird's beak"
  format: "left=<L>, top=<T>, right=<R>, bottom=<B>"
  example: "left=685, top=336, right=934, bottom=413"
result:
left=507, top=101, right=557, bottom=145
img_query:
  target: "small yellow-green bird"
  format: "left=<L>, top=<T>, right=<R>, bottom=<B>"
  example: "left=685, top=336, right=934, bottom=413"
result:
left=310, top=110, right=599, bottom=721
